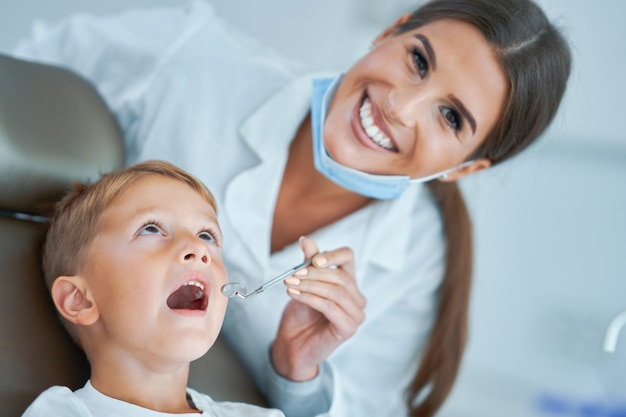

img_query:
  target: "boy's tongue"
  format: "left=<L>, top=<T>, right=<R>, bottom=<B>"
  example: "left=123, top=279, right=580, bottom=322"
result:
left=167, top=285, right=207, bottom=311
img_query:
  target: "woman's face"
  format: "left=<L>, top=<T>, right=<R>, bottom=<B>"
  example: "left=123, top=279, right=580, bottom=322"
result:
left=323, top=18, right=507, bottom=179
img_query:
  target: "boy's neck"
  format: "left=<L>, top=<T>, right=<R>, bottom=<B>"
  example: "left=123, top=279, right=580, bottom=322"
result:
left=89, top=359, right=199, bottom=413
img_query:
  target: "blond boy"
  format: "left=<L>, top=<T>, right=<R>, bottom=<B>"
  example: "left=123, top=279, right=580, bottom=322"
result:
left=23, top=160, right=284, bottom=417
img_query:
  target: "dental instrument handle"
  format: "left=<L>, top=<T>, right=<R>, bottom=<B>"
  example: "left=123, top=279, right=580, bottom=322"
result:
left=249, top=259, right=313, bottom=296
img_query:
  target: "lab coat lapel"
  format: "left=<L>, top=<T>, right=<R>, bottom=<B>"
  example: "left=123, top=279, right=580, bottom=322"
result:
left=361, top=191, right=418, bottom=273
left=223, top=76, right=312, bottom=275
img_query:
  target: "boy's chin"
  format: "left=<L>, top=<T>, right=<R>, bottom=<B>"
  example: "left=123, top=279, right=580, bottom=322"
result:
left=167, top=332, right=217, bottom=363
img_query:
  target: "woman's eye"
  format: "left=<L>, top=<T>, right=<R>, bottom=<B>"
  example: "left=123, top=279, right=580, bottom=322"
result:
left=198, top=231, right=216, bottom=243
left=411, top=48, right=428, bottom=79
left=441, top=107, right=462, bottom=131
left=138, top=223, right=163, bottom=235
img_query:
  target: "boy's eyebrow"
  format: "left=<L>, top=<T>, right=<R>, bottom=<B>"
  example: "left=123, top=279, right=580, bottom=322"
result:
left=448, top=94, right=477, bottom=134
left=415, top=34, right=436, bottom=70
left=133, top=207, right=219, bottom=225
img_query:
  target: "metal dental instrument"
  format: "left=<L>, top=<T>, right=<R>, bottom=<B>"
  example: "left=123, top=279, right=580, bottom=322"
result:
left=221, top=259, right=313, bottom=300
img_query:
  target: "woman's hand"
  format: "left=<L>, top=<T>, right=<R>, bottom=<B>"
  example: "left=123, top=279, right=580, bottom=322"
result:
left=271, top=236, right=366, bottom=381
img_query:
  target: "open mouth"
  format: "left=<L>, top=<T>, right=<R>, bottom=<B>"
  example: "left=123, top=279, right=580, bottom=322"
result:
left=359, top=97, right=397, bottom=151
left=167, top=280, right=208, bottom=311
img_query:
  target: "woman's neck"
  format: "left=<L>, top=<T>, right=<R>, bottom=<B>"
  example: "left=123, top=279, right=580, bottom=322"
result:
left=271, top=116, right=372, bottom=253
left=287, top=116, right=371, bottom=199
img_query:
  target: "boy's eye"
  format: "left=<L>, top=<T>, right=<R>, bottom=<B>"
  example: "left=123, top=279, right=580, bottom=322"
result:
left=138, top=223, right=163, bottom=235
left=198, top=231, right=216, bottom=243
left=411, top=48, right=429, bottom=79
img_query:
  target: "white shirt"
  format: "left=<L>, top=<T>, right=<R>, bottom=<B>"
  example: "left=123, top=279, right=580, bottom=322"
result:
left=22, top=381, right=284, bottom=417
left=14, top=2, right=446, bottom=416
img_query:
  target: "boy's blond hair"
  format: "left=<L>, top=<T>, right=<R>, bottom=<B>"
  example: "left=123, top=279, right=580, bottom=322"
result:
left=42, top=160, right=216, bottom=291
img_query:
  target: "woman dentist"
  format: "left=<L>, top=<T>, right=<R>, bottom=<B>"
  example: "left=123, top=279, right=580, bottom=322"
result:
left=13, top=0, right=571, bottom=415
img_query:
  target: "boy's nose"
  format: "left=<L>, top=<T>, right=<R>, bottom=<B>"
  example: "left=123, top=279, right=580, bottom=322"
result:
left=183, top=251, right=209, bottom=264
left=181, top=237, right=210, bottom=264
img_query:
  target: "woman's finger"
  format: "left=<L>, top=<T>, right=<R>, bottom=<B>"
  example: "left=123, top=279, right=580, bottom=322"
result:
left=290, top=267, right=366, bottom=310
left=298, top=235, right=319, bottom=261
left=312, top=246, right=355, bottom=277
left=290, top=281, right=366, bottom=326
left=287, top=288, right=365, bottom=340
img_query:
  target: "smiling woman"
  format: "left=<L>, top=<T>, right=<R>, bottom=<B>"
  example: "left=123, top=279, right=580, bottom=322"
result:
left=11, top=0, right=571, bottom=416
left=324, top=18, right=505, bottom=180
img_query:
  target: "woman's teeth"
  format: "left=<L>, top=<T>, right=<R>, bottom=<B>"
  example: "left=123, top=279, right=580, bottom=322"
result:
left=359, top=98, right=395, bottom=150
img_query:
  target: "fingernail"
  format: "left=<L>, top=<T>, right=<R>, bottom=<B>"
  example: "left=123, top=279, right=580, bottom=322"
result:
left=285, top=277, right=301, bottom=286
left=295, top=268, right=307, bottom=276
left=287, top=287, right=301, bottom=296
left=314, top=255, right=327, bottom=267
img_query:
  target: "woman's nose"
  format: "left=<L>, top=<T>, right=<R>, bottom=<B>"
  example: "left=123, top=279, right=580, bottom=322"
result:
left=387, top=86, right=426, bottom=128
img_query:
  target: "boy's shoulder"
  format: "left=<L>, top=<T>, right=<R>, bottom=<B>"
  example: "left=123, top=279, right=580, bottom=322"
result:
left=187, top=387, right=285, bottom=417
left=22, top=385, right=285, bottom=417
left=22, top=386, right=90, bottom=416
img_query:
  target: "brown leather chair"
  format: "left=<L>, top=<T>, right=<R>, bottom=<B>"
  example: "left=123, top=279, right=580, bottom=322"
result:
left=0, top=53, right=264, bottom=416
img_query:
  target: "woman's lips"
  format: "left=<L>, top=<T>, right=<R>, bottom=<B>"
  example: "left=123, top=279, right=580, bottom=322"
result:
left=351, top=94, right=398, bottom=152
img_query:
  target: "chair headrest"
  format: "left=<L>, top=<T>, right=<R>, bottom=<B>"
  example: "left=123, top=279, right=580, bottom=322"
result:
left=0, top=53, right=124, bottom=216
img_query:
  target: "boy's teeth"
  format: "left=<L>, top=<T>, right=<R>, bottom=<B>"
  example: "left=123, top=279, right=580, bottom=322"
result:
left=184, top=280, right=204, bottom=290
left=359, top=98, right=394, bottom=150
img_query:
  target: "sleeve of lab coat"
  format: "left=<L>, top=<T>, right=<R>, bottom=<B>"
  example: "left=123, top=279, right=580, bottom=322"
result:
left=263, top=239, right=446, bottom=417
left=11, top=1, right=210, bottom=148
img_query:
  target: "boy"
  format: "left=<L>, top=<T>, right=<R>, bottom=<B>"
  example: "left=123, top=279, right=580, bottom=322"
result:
left=23, top=160, right=285, bottom=416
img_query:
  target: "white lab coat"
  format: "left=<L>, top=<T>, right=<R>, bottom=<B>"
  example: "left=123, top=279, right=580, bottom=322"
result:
left=14, top=1, right=446, bottom=416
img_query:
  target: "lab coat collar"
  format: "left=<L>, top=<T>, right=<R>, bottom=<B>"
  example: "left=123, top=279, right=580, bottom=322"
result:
left=226, top=75, right=315, bottom=274
left=239, top=73, right=334, bottom=160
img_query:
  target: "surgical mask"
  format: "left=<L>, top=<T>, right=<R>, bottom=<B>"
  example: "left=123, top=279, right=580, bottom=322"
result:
left=311, top=76, right=476, bottom=200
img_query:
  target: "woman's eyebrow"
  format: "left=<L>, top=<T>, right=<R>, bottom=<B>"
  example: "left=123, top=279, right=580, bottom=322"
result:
left=448, top=94, right=477, bottom=134
left=415, top=34, right=436, bottom=70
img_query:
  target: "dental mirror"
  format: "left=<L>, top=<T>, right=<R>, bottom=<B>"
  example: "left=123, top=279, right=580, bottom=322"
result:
left=221, top=259, right=312, bottom=300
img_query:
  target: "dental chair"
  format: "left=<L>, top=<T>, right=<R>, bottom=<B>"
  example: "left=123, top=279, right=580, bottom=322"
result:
left=0, top=53, right=264, bottom=416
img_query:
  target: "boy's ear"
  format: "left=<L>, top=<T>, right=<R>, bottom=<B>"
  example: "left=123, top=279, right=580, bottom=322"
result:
left=51, top=276, right=99, bottom=326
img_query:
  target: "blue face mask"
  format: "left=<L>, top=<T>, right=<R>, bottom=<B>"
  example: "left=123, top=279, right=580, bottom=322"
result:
left=311, top=76, right=475, bottom=200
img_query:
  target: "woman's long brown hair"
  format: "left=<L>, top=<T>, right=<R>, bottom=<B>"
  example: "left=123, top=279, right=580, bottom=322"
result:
left=408, top=180, right=472, bottom=416
left=398, top=0, right=572, bottom=415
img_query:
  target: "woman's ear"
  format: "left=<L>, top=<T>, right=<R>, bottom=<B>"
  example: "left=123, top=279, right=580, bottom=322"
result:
left=51, top=276, right=99, bottom=326
left=439, top=158, right=492, bottom=182
left=373, top=13, right=412, bottom=44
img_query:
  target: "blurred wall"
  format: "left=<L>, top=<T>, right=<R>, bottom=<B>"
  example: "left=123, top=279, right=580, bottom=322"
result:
left=2, top=0, right=625, bottom=147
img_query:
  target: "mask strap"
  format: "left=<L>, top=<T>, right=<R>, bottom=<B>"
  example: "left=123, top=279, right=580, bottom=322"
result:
left=408, top=160, right=477, bottom=184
